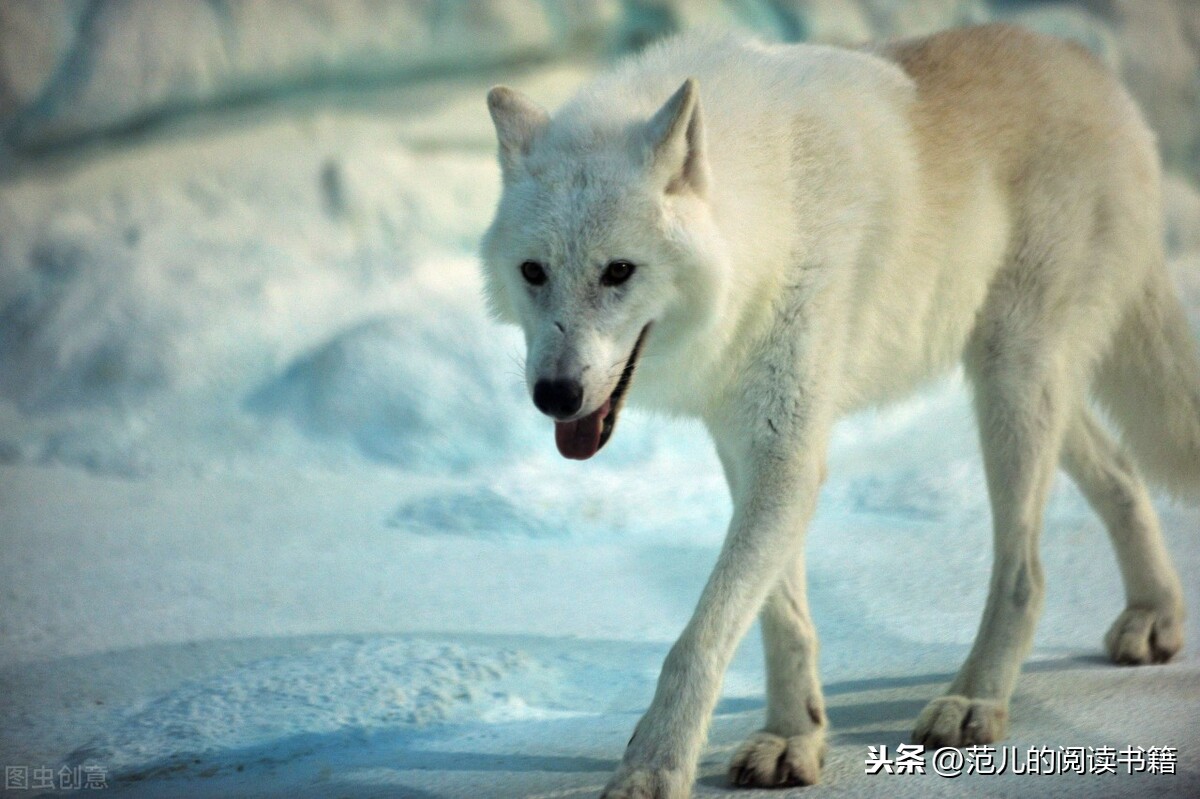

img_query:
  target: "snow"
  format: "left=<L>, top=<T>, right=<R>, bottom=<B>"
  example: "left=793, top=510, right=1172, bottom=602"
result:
left=2, top=2, right=1200, bottom=798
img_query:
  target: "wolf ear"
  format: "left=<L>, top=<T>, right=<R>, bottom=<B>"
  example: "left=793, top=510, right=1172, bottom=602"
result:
left=644, top=78, right=707, bottom=196
left=487, top=86, right=549, bottom=180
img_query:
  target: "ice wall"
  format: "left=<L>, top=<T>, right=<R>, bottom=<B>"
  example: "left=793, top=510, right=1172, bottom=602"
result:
left=3, top=2, right=1198, bottom=172
left=0, top=1, right=620, bottom=149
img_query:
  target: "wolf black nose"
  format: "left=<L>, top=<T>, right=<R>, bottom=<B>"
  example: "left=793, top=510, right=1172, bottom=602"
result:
left=533, top=379, right=583, bottom=419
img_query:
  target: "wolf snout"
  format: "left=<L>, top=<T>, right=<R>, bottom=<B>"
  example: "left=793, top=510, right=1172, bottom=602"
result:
left=533, top=378, right=584, bottom=419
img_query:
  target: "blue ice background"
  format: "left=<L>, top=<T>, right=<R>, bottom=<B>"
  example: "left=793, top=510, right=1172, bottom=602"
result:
left=1, top=2, right=1199, bottom=796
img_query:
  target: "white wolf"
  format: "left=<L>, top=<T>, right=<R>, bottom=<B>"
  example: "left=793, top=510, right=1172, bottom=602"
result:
left=480, top=23, right=1199, bottom=798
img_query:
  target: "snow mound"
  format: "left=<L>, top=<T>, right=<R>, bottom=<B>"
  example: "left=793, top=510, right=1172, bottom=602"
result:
left=0, top=211, right=170, bottom=412
left=842, top=461, right=984, bottom=522
left=249, top=310, right=534, bottom=471
left=68, top=638, right=567, bottom=781
left=389, top=445, right=730, bottom=542
left=0, top=115, right=520, bottom=474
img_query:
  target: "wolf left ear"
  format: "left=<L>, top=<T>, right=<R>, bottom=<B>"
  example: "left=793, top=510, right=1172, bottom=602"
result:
left=487, top=86, right=549, bottom=181
left=645, top=78, right=707, bottom=196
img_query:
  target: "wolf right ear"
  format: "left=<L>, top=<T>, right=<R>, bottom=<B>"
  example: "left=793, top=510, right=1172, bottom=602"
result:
left=644, top=78, right=708, bottom=196
left=487, top=86, right=549, bottom=180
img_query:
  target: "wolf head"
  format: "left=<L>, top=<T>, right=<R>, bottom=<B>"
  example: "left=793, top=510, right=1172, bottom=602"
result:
left=480, top=78, right=727, bottom=459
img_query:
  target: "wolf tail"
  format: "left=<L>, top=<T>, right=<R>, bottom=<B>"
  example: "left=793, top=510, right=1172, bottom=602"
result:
left=1095, top=271, right=1200, bottom=499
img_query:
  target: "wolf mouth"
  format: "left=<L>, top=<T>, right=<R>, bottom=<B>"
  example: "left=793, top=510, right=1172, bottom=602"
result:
left=554, top=324, right=651, bottom=460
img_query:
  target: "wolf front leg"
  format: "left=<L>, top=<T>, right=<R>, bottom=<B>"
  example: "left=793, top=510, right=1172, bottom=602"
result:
left=601, top=431, right=826, bottom=799
left=727, top=551, right=827, bottom=788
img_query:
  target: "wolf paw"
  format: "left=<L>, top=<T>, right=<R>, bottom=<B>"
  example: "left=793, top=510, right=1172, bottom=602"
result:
left=1105, top=606, right=1183, bottom=665
left=728, top=730, right=825, bottom=788
left=913, top=696, right=1007, bottom=748
left=600, top=765, right=689, bottom=799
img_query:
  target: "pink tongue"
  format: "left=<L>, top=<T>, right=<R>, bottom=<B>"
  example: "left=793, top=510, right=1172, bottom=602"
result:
left=555, top=399, right=611, bottom=460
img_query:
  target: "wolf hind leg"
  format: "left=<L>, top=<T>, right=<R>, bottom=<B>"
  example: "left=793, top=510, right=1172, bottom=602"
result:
left=728, top=554, right=826, bottom=788
left=1061, top=407, right=1185, bottom=664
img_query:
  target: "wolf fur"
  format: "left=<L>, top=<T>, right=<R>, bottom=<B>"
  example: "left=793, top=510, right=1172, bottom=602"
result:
left=480, top=23, right=1200, bottom=797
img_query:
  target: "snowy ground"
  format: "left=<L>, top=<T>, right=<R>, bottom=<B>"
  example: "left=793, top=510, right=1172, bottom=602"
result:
left=3, top=408, right=1199, bottom=798
left=2, top=2, right=1200, bottom=798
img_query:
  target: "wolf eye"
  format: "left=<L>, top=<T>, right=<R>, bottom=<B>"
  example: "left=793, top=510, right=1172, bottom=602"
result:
left=601, top=260, right=636, bottom=287
left=520, top=260, right=547, bottom=286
